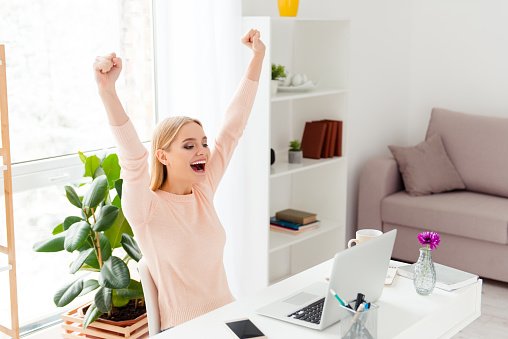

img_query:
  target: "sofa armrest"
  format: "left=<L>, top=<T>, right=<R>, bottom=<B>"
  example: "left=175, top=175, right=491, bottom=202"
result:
left=357, top=154, right=404, bottom=231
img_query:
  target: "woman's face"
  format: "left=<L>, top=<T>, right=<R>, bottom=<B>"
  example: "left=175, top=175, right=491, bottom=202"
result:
left=164, top=122, right=211, bottom=185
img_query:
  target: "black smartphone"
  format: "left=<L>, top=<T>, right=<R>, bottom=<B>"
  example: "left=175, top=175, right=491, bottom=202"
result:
left=224, top=318, right=267, bottom=339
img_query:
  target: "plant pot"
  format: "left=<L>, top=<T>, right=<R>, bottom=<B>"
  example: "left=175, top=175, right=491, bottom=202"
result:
left=288, top=150, right=303, bottom=164
left=278, top=0, right=299, bottom=17
left=271, top=80, right=279, bottom=95
left=61, top=302, right=148, bottom=338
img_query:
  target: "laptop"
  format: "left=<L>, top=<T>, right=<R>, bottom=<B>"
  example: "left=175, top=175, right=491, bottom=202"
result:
left=256, top=229, right=397, bottom=331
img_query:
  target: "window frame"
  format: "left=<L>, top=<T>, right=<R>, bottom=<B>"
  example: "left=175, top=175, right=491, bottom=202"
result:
left=0, top=0, right=159, bottom=331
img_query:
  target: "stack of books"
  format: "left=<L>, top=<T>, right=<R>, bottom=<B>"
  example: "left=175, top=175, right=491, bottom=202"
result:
left=270, top=209, right=320, bottom=235
left=301, top=119, right=343, bottom=159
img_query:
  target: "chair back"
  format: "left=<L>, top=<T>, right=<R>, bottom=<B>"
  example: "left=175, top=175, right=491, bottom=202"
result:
left=139, top=257, right=161, bottom=336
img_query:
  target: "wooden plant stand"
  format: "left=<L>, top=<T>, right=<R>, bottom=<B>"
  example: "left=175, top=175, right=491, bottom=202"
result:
left=61, top=304, right=148, bottom=338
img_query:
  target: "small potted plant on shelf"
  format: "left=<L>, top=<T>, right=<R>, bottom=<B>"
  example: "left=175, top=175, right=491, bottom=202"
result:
left=288, top=140, right=303, bottom=164
left=271, top=63, right=287, bottom=95
left=33, top=151, right=148, bottom=337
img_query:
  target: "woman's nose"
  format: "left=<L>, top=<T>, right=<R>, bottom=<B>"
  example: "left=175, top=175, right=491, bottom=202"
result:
left=196, top=145, right=206, bottom=155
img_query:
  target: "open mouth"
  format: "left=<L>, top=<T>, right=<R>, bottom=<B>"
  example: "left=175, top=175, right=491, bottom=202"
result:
left=190, top=160, right=206, bottom=173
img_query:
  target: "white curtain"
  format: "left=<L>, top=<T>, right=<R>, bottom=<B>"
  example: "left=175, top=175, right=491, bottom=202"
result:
left=153, top=0, right=266, bottom=298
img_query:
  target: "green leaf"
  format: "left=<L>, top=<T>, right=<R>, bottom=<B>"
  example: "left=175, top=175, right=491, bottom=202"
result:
left=54, top=276, right=83, bottom=307
left=52, top=223, right=64, bottom=235
left=112, top=289, right=130, bottom=307
left=83, top=302, right=103, bottom=329
left=92, top=205, right=119, bottom=232
left=33, top=233, right=66, bottom=252
left=103, top=154, right=121, bottom=189
left=82, top=175, right=109, bottom=210
left=77, top=264, right=100, bottom=273
left=65, top=185, right=82, bottom=208
left=94, top=287, right=112, bottom=313
left=116, top=279, right=144, bottom=299
left=69, top=248, right=95, bottom=274
left=64, top=216, right=83, bottom=231
left=78, top=279, right=100, bottom=297
left=93, top=166, right=106, bottom=179
left=84, top=155, right=101, bottom=178
left=78, top=151, right=87, bottom=164
left=114, top=179, right=123, bottom=200
left=99, top=256, right=130, bottom=289
left=121, top=234, right=142, bottom=262
left=105, top=204, right=133, bottom=249
left=64, top=221, right=91, bottom=252
left=84, top=233, right=112, bottom=269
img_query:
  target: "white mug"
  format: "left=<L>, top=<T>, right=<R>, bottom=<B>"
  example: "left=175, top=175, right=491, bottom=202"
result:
left=348, top=229, right=383, bottom=248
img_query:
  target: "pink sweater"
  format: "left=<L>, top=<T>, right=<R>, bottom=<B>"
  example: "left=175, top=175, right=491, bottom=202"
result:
left=110, top=77, right=259, bottom=330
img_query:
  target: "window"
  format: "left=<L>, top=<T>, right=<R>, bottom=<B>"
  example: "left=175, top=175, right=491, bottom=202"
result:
left=0, top=0, right=155, bottom=332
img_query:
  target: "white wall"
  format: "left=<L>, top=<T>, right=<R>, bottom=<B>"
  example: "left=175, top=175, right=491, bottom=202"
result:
left=242, top=0, right=413, bottom=242
left=409, top=0, right=508, bottom=143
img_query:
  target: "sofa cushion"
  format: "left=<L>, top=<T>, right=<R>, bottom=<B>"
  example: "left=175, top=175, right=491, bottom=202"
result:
left=381, top=190, right=508, bottom=244
left=388, top=134, right=465, bottom=196
left=426, top=108, right=508, bottom=198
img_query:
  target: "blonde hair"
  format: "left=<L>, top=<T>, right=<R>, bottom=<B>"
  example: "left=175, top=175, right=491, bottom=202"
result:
left=150, top=116, right=202, bottom=191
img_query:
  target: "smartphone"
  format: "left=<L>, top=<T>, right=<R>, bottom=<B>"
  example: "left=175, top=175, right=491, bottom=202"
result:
left=224, top=318, right=267, bottom=339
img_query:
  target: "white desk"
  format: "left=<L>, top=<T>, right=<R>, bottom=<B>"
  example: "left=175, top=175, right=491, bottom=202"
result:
left=154, top=260, right=482, bottom=338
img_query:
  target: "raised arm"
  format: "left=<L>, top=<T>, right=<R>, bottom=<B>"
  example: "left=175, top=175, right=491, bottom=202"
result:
left=93, top=53, right=154, bottom=227
left=93, top=53, right=129, bottom=126
left=205, top=29, right=264, bottom=192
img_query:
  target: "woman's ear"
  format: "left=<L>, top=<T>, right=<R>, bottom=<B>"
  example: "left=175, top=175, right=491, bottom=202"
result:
left=156, top=149, right=169, bottom=165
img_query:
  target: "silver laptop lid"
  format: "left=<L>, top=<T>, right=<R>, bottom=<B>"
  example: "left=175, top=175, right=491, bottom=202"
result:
left=320, top=229, right=397, bottom=329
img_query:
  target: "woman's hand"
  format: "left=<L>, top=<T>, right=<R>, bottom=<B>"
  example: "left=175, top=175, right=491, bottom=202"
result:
left=241, top=29, right=266, bottom=57
left=93, top=53, right=122, bottom=92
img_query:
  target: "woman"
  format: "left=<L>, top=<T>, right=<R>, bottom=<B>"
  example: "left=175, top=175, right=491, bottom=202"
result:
left=93, top=29, right=265, bottom=331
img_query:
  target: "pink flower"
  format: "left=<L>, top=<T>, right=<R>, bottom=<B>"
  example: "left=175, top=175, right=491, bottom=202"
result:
left=418, top=231, right=440, bottom=250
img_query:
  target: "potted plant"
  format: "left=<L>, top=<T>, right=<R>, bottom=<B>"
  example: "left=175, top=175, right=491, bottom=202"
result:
left=271, top=63, right=287, bottom=95
left=33, top=151, right=147, bottom=336
left=288, top=140, right=303, bottom=164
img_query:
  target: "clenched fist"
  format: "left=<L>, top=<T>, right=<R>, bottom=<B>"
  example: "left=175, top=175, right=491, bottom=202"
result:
left=93, top=52, right=122, bottom=91
left=241, top=29, right=265, bottom=56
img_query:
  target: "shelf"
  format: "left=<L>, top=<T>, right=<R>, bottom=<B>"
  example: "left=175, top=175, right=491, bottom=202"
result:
left=270, top=155, right=345, bottom=179
left=270, top=17, right=351, bottom=22
left=269, top=219, right=343, bottom=253
left=271, top=87, right=347, bottom=102
left=0, top=264, right=12, bottom=272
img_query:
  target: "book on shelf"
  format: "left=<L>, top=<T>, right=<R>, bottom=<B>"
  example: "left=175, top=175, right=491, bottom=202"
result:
left=301, top=121, right=327, bottom=159
left=397, top=262, right=479, bottom=292
left=270, top=217, right=320, bottom=230
left=270, top=223, right=320, bottom=235
left=320, top=120, right=332, bottom=158
left=316, top=120, right=337, bottom=158
left=324, top=120, right=338, bottom=158
left=275, top=208, right=317, bottom=225
left=335, top=120, right=343, bottom=157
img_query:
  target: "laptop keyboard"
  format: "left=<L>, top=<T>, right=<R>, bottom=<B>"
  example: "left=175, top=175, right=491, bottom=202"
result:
left=287, top=297, right=325, bottom=324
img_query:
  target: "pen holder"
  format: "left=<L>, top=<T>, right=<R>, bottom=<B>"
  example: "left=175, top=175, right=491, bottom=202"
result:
left=339, top=301, right=378, bottom=339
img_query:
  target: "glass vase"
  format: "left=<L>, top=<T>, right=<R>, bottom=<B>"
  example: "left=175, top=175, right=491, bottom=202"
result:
left=413, top=247, right=436, bottom=295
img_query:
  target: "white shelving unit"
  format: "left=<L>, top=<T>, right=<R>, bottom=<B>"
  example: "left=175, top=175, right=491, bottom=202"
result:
left=242, top=17, right=350, bottom=285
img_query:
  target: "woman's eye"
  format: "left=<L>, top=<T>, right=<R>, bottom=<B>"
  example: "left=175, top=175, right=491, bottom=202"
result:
left=184, top=145, right=194, bottom=150
left=203, top=143, right=209, bottom=148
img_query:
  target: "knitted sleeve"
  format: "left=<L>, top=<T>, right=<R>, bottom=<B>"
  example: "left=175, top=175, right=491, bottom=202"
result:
left=205, top=77, right=259, bottom=193
left=109, top=119, right=156, bottom=226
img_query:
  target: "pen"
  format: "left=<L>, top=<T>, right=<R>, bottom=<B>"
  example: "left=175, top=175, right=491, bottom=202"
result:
left=354, top=293, right=365, bottom=311
left=329, top=288, right=347, bottom=307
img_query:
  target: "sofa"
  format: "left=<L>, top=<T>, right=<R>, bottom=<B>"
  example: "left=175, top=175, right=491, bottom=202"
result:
left=358, top=107, right=508, bottom=282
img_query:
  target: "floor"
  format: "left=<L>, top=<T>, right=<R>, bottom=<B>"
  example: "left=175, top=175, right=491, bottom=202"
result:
left=453, top=278, right=508, bottom=338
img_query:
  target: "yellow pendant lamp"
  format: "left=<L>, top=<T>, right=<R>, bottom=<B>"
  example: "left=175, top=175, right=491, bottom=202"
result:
left=278, top=0, right=299, bottom=17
